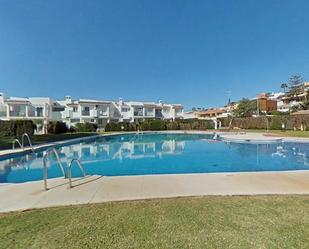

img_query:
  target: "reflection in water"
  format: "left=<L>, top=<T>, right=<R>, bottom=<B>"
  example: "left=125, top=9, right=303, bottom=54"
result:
left=1, top=133, right=309, bottom=183
left=0, top=134, right=187, bottom=182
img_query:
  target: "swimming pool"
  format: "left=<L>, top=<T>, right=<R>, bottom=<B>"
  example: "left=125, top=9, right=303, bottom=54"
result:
left=1, top=132, right=309, bottom=183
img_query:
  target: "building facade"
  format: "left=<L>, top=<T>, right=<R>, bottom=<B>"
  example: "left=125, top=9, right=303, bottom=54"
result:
left=257, top=93, right=277, bottom=113
left=0, top=93, right=184, bottom=133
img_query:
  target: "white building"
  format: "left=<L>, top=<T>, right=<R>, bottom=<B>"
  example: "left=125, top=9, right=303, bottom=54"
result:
left=0, top=93, right=63, bottom=134
left=0, top=93, right=184, bottom=133
left=114, top=99, right=184, bottom=123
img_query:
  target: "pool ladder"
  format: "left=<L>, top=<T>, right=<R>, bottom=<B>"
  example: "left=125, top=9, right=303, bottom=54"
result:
left=12, top=133, right=35, bottom=152
left=42, top=147, right=86, bottom=190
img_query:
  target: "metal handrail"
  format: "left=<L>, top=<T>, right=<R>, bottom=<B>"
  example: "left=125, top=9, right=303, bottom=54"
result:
left=22, top=133, right=34, bottom=152
left=68, top=159, right=86, bottom=188
left=43, top=148, right=66, bottom=190
left=12, top=139, right=23, bottom=150
left=12, top=133, right=35, bottom=152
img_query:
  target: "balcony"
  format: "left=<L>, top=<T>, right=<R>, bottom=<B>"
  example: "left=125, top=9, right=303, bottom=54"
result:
left=145, top=112, right=154, bottom=117
left=9, top=111, right=27, bottom=117
left=82, top=110, right=90, bottom=116
left=134, top=111, right=143, bottom=117
left=155, top=109, right=163, bottom=118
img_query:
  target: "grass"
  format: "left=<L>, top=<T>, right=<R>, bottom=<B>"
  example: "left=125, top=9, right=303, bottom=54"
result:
left=1, top=196, right=309, bottom=249
left=243, top=129, right=309, bottom=137
left=0, top=133, right=96, bottom=150
left=268, top=130, right=309, bottom=137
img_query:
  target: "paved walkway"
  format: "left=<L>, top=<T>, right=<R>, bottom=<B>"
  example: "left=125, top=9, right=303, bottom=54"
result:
left=0, top=134, right=103, bottom=157
left=220, top=132, right=309, bottom=143
left=1, top=171, right=309, bottom=213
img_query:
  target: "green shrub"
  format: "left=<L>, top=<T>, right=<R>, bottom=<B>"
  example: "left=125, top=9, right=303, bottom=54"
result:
left=104, top=123, right=112, bottom=132
left=166, top=120, right=180, bottom=130
left=48, top=121, right=68, bottom=134
left=75, top=123, right=98, bottom=132
left=104, top=119, right=214, bottom=132
left=270, top=116, right=282, bottom=130
left=0, top=120, right=36, bottom=137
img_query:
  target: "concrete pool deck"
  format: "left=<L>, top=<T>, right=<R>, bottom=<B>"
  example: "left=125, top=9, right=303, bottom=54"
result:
left=219, top=132, right=309, bottom=143
left=1, top=170, right=309, bottom=213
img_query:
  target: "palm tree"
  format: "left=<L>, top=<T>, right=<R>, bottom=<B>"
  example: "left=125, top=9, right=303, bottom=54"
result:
left=281, top=83, right=288, bottom=93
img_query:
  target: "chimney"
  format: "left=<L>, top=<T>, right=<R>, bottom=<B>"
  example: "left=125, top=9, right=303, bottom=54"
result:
left=65, top=95, right=72, bottom=104
left=118, top=97, right=123, bottom=105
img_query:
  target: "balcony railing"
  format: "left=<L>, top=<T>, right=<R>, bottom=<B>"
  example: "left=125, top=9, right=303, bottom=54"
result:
left=134, top=111, right=143, bottom=116
left=82, top=110, right=90, bottom=116
left=145, top=112, right=154, bottom=117
left=9, top=111, right=26, bottom=117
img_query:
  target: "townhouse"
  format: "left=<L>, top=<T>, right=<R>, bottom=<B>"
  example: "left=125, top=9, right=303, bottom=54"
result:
left=114, top=99, right=184, bottom=123
left=0, top=92, right=184, bottom=133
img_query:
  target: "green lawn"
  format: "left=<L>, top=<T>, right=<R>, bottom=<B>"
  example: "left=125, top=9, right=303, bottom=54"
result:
left=243, top=129, right=309, bottom=137
left=0, top=133, right=97, bottom=150
left=268, top=130, right=309, bottom=137
left=1, top=196, right=309, bottom=249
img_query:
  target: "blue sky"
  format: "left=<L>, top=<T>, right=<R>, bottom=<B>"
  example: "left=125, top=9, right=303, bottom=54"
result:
left=0, top=0, right=309, bottom=109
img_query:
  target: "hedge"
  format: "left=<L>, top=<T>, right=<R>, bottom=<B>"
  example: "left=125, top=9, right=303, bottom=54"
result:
left=105, top=122, right=137, bottom=132
left=47, top=121, right=68, bottom=134
left=0, top=120, right=36, bottom=137
left=74, top=123, right=98, bottom=132
left=105, top=119, right=214, bottom=132
left=219, top=115, right=309, bottom=131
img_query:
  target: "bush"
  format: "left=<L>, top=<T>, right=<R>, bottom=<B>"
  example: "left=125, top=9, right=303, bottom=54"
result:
left=0, top=120, right=36, bottom=137
left=105, top=122, right=136, bottom=132
left=48, top=121, right=68, bottom=134
left=75, top=123, right=98, bottom=132
left=104, top=119, right=214, bottom=132
left=270, top=116, right=282, bottom=130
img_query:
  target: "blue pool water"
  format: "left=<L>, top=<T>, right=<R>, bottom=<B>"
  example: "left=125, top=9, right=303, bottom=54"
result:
left=1, top=133, right=309, bottom=183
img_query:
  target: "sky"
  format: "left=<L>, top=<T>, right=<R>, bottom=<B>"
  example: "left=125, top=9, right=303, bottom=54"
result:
left=0, top=0, right=309, bottom=109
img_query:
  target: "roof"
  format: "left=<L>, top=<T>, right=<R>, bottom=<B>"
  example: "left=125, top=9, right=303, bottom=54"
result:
left=143, top=102, right=157, bottom=107
left=78, top=99, right=111, bottom=104
left=126, top=101, right=143, bottom=106
left=171, top=104, right=183, bottom=108
left=197, top=109, right=226, bottom=115
left=5, top=97, right=30, bottom=104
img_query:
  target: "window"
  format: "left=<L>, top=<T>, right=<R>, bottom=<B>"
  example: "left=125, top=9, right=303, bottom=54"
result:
left=9, top=105, right=27, bottom=117
left=134, top=107, right=143, bottom=116
left=73, top=107, right=78, bottom=112
left=175, top=109, right=182, bottom=114
left=0, top=105, right=6, bottom=117
left=82, top=106, right=90, bottom=116
left=52, top=106, right=65, bottom=112
left=70, top=119, right=80, bottom=123
left=121, top=107, right=129, bottom=112
left=145, top=108, right=154, bottom=116
left=36, top=107, right=43, bottom=117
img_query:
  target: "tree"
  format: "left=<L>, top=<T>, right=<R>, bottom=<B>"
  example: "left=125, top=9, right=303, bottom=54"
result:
left=233, top=98, right=257, bottom=117
left=287, top=74, right=304, bottom=96
left=290, top=105, right=300, bottom=113
left=299, top=98, right=309, bottom=110
left=281, top=83, right=288, bottom=93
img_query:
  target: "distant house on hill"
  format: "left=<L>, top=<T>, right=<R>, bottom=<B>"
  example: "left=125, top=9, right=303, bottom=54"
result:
left=257, top=93, right=277, bottom=113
